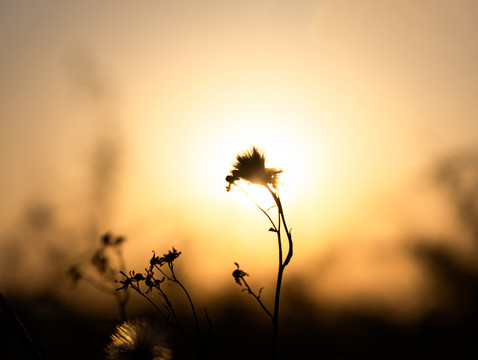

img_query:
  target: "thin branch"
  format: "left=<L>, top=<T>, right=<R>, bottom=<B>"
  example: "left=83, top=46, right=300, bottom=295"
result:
left=236, top=184, right=278, bottom=231
left=170, top=265, right=204, bottom=353
left=130, top=285, right=168, bottom=320
left=271, top=199, right=283, bottom=360
left=241, top=278, right=273, bottom=319
left=268, top=186, right=293, bottom=267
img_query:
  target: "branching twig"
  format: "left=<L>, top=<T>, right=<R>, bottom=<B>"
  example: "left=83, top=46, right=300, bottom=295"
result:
left=241, top=279, right=273, bottom=319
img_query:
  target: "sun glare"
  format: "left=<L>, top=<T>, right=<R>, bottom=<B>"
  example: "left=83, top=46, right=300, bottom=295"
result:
left=137, top=75, right=328, bottom=226
left=219, top=109, right=316, bottom=204
left=232, top=181, right=277, bottom=211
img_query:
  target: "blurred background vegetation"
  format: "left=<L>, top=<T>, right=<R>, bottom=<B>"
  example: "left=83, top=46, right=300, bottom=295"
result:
left=1, top=0, right=478, bottom=358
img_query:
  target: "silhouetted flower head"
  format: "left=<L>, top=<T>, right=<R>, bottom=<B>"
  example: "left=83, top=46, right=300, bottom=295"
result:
left=116, top=271, right=144, bottom=291
left=232, top=262, right=248, bottom=285
left=226, top=146, right=282, bottom=191
left=144, top=269, right=164, bottom=294
left=105, top=319, right=172, bottom=360
left=150, top=248, right=181, bottom=268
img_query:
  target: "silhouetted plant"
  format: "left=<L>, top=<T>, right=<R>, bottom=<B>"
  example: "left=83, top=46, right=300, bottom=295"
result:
left=226, top=146, right=293, bottom=360
left=232, top=262, right=272, bottom=318
left=117, top=248, right=210, bottom=359
left=67, top=232, right=129, bottom=320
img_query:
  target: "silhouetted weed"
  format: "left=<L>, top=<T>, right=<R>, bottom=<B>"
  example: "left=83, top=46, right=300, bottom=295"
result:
left=226, top=146, right=293, bottom=360
left=67, top=232, right=129, bottom=321
left=117, top=248, right=210, bottom=359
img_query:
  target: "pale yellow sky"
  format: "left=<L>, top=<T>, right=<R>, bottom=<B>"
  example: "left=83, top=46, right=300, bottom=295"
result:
left=1, top=0, right=478, bottom=316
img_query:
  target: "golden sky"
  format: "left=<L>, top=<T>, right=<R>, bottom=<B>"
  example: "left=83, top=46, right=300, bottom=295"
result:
left=1, top=0, right=478, bottom=318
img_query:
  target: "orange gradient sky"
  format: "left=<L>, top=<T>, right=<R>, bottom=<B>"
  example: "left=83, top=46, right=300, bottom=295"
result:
left=1, top=0, right=478, bottom=318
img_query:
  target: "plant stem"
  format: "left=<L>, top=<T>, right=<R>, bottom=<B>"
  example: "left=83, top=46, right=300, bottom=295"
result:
left=170, top=265, right=205, bottom=355
left=268, top=187, right=293, bottom=267
left=241, top=278, right=273, bottom=319
left=271, top=268, right=284, bottom=360
left=134, top=285, right=202, bottom=358
left=237, top=184, right=277, bottom=231
left=266, top=186, right=293, bottom=360
left=236, top=183, right=293, bottom=360
left=271, top=202, right=282, bottom=360
left=133, top=286, right=168, bottom=320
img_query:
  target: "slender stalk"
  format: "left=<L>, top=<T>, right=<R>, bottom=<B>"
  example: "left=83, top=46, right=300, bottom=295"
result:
left=133, top=285, right=202, bottom=358
left=237, top=184, right=278, bottom=231
left=170, top=265, right=205, bottom=354
left=271, top=267, right=284, bottom=360
left=268, top=187, right=293, bottom=267
left=131, top=286, right=168, bottom=320
left=271, top=198, right=283, bottom=360
left=238, top=184, right=292, bottom=359
left=165, top=298, right=202, bottom=358
left=267, top=185, right=294, bottom=360
left=241, top=278, right=273, bottom=319
left=226, top=146, right=294, bottom=360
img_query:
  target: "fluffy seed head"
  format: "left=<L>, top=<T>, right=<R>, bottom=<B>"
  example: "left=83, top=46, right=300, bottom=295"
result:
left=105, top=319, right=172, bottom=360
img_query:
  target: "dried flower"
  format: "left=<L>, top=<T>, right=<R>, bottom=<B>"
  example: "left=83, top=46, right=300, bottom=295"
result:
left=225, top=146, right=282, bottom=191
left=232, top=262, right=248, bottom=285
left=105, top=319, right=172, bottom=360
left=116, top=271, right=144, bottom=291
left=144, top=269, right=164, bottom=294
left=151, top=248, right=181, bottom=268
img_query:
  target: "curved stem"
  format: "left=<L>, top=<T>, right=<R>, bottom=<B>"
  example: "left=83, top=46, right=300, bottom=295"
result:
left=136, top=284, right=202, bottom=358
left=271, top=203, right=283, bottom=360
left=267, top=187, right=293, bottom=267
left=165, top=297, right=201, bottom=358
left=153, top=264, right=172, bottom=280
left=170, top=265, right=204, bottom=354
left=233, top=183, right=293, bottom=360
left=241, top=278, right=273, bottom=319
left=132, top=285, right=168, bottom=320
left=266, top=185, right=294, bottom=360
left=236, top=184, right=278, bottom=231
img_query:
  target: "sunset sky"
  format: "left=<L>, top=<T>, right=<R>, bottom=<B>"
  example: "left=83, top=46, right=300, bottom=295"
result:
left=1, top=0, right=478, bottom=319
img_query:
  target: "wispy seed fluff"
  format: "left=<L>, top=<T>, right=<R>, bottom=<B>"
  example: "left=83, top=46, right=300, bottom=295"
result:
left=105, top=319, right=172, bottom=360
